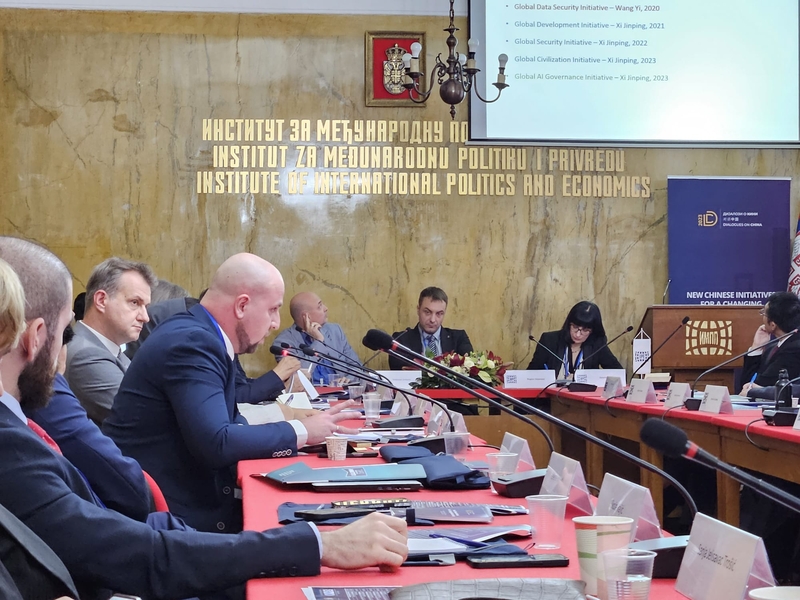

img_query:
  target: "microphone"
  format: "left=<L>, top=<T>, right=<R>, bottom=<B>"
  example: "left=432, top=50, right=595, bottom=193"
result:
left=364, top=328, right=698, bottom=517
left=576, top=325, right=634, bottom=370
left=299, top=343, right=393, bottom=388
left=641, top=419, right=800, bottom=514
left=630, top=316, right=690, bottom=379
left=528, top=335, right=568, bottom=375
left=691, top=328, right=798, bottom=395
left=272, top=344, right=453, bottom=431
left=662, top=279, right=672, bottom=304
left=363, top=327, right=411, bottom=367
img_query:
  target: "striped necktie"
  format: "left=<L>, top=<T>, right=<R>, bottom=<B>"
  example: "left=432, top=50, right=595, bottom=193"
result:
left=426, top=335, right=438, bottom=356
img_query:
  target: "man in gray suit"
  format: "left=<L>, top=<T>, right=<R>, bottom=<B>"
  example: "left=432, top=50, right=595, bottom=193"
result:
left=65, top=257, right=156, bottom=424
left=274, top=292, right=361, bottom=384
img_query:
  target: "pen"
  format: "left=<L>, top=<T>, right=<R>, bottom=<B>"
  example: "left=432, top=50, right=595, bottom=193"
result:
left=286, top=394, right=295, bottom=405
left=429, top=533, right=489, bottom=548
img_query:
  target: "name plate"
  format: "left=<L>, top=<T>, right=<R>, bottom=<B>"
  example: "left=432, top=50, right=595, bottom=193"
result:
left=501, top=432, right=536, bottom=470
left=602, top=376, right=624, bottom=399
left=793, top=408, right=800, bottom=430
left=699, top=385, right=734, bottom=415
left=596, top=473, right=662, bottom=541
left=503, top=369, right=556, bottom=389
left=377, top=370, right=421, bottom=390
left=541, top=451, right=593, bottom=516
left=575, top=368, right=627, bottom=388
left=665, top=382, right=691, bottom=409
left=627, top=379, right=657, bottom=404
left=676, top=513, right=774, bottom=600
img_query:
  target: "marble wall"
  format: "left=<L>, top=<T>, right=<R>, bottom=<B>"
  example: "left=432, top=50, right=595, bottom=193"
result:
left=1, top=8, right=798, bottom=375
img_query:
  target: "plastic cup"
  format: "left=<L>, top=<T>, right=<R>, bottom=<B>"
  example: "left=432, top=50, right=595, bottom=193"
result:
left=347, top=384, right=365, bottom=401
left=325, top=436, right=347, bottom=461
left=443, top=431, right=471, bottom=461
left=486, top=452, right=519, bottom=493
left=526, top=494, right=568, bottom=549
left=573, top=515, right=634, bottom=598
left=602, top=548, right=656, bottom=600
left=362, top=392, right=382, bottom=423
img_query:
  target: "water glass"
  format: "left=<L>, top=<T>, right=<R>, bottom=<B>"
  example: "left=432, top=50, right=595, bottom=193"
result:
left=602, top=548, right=655, bottom=600
left=485, top=452, right=519, bottom=493
left=362, top=392, right=382, bottom=423
left=347, top=384, right=365, bottom=401
left=526, top=494, right=568, bottom=549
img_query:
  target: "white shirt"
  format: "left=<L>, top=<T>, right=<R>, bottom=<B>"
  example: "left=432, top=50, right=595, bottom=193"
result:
left=81, top=321, right=123, bottom=358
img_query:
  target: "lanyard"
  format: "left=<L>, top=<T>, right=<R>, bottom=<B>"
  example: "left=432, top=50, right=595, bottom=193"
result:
left=198, top=305, right=226, bottom=349
left=562, top=347, right=583, bottom=376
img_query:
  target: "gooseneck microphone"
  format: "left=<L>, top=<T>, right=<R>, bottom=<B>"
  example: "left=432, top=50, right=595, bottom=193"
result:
left=630, top=316, right=690, bottom=379
left=690, top=328, right=798, bottom=395
left=271, top=344, right=454, bottom=431
left=575, top=325, right=634, bottom=370
left=528, top=335, right=568, bottom=374
left=641, top=419, right=800, bottom=514
left=364, top=328, right=698, bottom=516
left=298, top=343, right=393, bottom=387
left=363, top=327, right=411, bottom=367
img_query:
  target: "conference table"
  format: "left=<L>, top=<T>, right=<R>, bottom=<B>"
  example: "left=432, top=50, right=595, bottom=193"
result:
left=239, top=421, right=684, bottom=600
left=544, top=387, right=800, bottom=526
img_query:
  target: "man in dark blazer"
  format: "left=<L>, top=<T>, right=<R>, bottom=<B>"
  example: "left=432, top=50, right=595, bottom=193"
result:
left=741, top=291, right=800, bottom=393
left=105, top=253, right=358, bottom=533
left=0, top=502, right=78, bottom=600
left=0, top=236, right=408, bottom=600
left=389, top=286, right=473, bottom=370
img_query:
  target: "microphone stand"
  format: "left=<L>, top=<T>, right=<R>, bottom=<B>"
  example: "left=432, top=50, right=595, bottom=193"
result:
left=691, top=328, right=798, bottom=395
left=366, top=330, right=698, bottom=515
left=576, top=325, right=633, bottom=370
left=272, top=346, right=455, bottom=432
left=386, top=348, right=554, bottom=453
left=297, top=343, right=394, bottom=388
left=528, top=334, right=568, bottom=376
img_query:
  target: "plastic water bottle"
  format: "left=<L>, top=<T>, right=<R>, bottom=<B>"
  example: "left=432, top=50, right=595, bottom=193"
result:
left=776, top=368, right=792, bottom=408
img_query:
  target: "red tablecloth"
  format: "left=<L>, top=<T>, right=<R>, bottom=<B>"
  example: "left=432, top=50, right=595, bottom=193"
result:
left=239, top=431, right=684, bottom=599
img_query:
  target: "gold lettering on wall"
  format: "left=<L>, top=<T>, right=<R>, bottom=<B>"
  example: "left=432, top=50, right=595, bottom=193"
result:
left=197, top=119, right=650, bottom=198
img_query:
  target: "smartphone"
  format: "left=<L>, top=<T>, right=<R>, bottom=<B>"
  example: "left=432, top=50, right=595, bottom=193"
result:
left=466, top=554, right=569, bottom=568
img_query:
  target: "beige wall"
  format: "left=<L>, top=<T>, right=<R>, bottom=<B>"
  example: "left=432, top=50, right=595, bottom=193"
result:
left=1, top=9, right=798, bottom=375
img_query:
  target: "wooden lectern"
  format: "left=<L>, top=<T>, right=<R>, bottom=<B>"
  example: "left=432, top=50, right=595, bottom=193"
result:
left=638, top=304, right=763, bottom=390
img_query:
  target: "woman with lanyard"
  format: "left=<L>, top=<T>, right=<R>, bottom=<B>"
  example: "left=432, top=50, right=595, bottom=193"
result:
left=527, top=301, right=623, bottom=378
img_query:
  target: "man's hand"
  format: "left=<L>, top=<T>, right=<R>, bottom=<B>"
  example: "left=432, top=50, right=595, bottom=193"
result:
left=302, top=314, right=325, bottom=342
left=277, top=403, right=319, bottom=421
left=273, top=356, right=301, bottom=381
left=320, top=512, right=408, bottom=571
left=751, top=324, right=771, bottom=350
left=302, top=401, right=360, bottom=444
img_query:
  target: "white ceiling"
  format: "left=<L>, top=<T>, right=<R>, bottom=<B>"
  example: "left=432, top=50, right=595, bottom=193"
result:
left=0, top=0, right=468, bottom=14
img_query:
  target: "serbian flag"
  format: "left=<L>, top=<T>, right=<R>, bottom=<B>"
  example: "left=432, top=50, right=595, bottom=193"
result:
left=790, top=216, right=800, bottom=294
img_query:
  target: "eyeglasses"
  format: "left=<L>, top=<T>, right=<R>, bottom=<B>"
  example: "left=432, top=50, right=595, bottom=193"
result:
left=759, top=308, right=767, bottom=317
left=570, top=324, right=592, bottom=334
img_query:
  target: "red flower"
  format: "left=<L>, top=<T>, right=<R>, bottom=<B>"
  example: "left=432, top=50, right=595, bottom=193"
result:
left=469, top=366, right=480, bottom=377
left=449, top=354, right=465, bottom=367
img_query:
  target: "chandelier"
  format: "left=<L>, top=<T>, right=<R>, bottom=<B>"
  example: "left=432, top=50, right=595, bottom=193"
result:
left=402, top=0, right=509, bottom=120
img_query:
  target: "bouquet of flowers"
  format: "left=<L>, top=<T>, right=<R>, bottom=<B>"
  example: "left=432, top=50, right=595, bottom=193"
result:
left=411, top=350, right=508, bottom=389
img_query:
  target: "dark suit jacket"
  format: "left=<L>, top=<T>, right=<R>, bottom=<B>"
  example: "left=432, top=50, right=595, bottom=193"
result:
left=388, top=326, right=473, bottom=370
left=27, top=373, right=151, bottom=522
left=234, top=357, right=284, bottom=404
left=105, top=304, right=298, bottom=533
left=0, top=501, right=78, bottom=600
left=741, top=335, right=800, bottom=387
left=0, top=402, right=319, bottom=600
left=526, top=330, right=623, bottom=372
